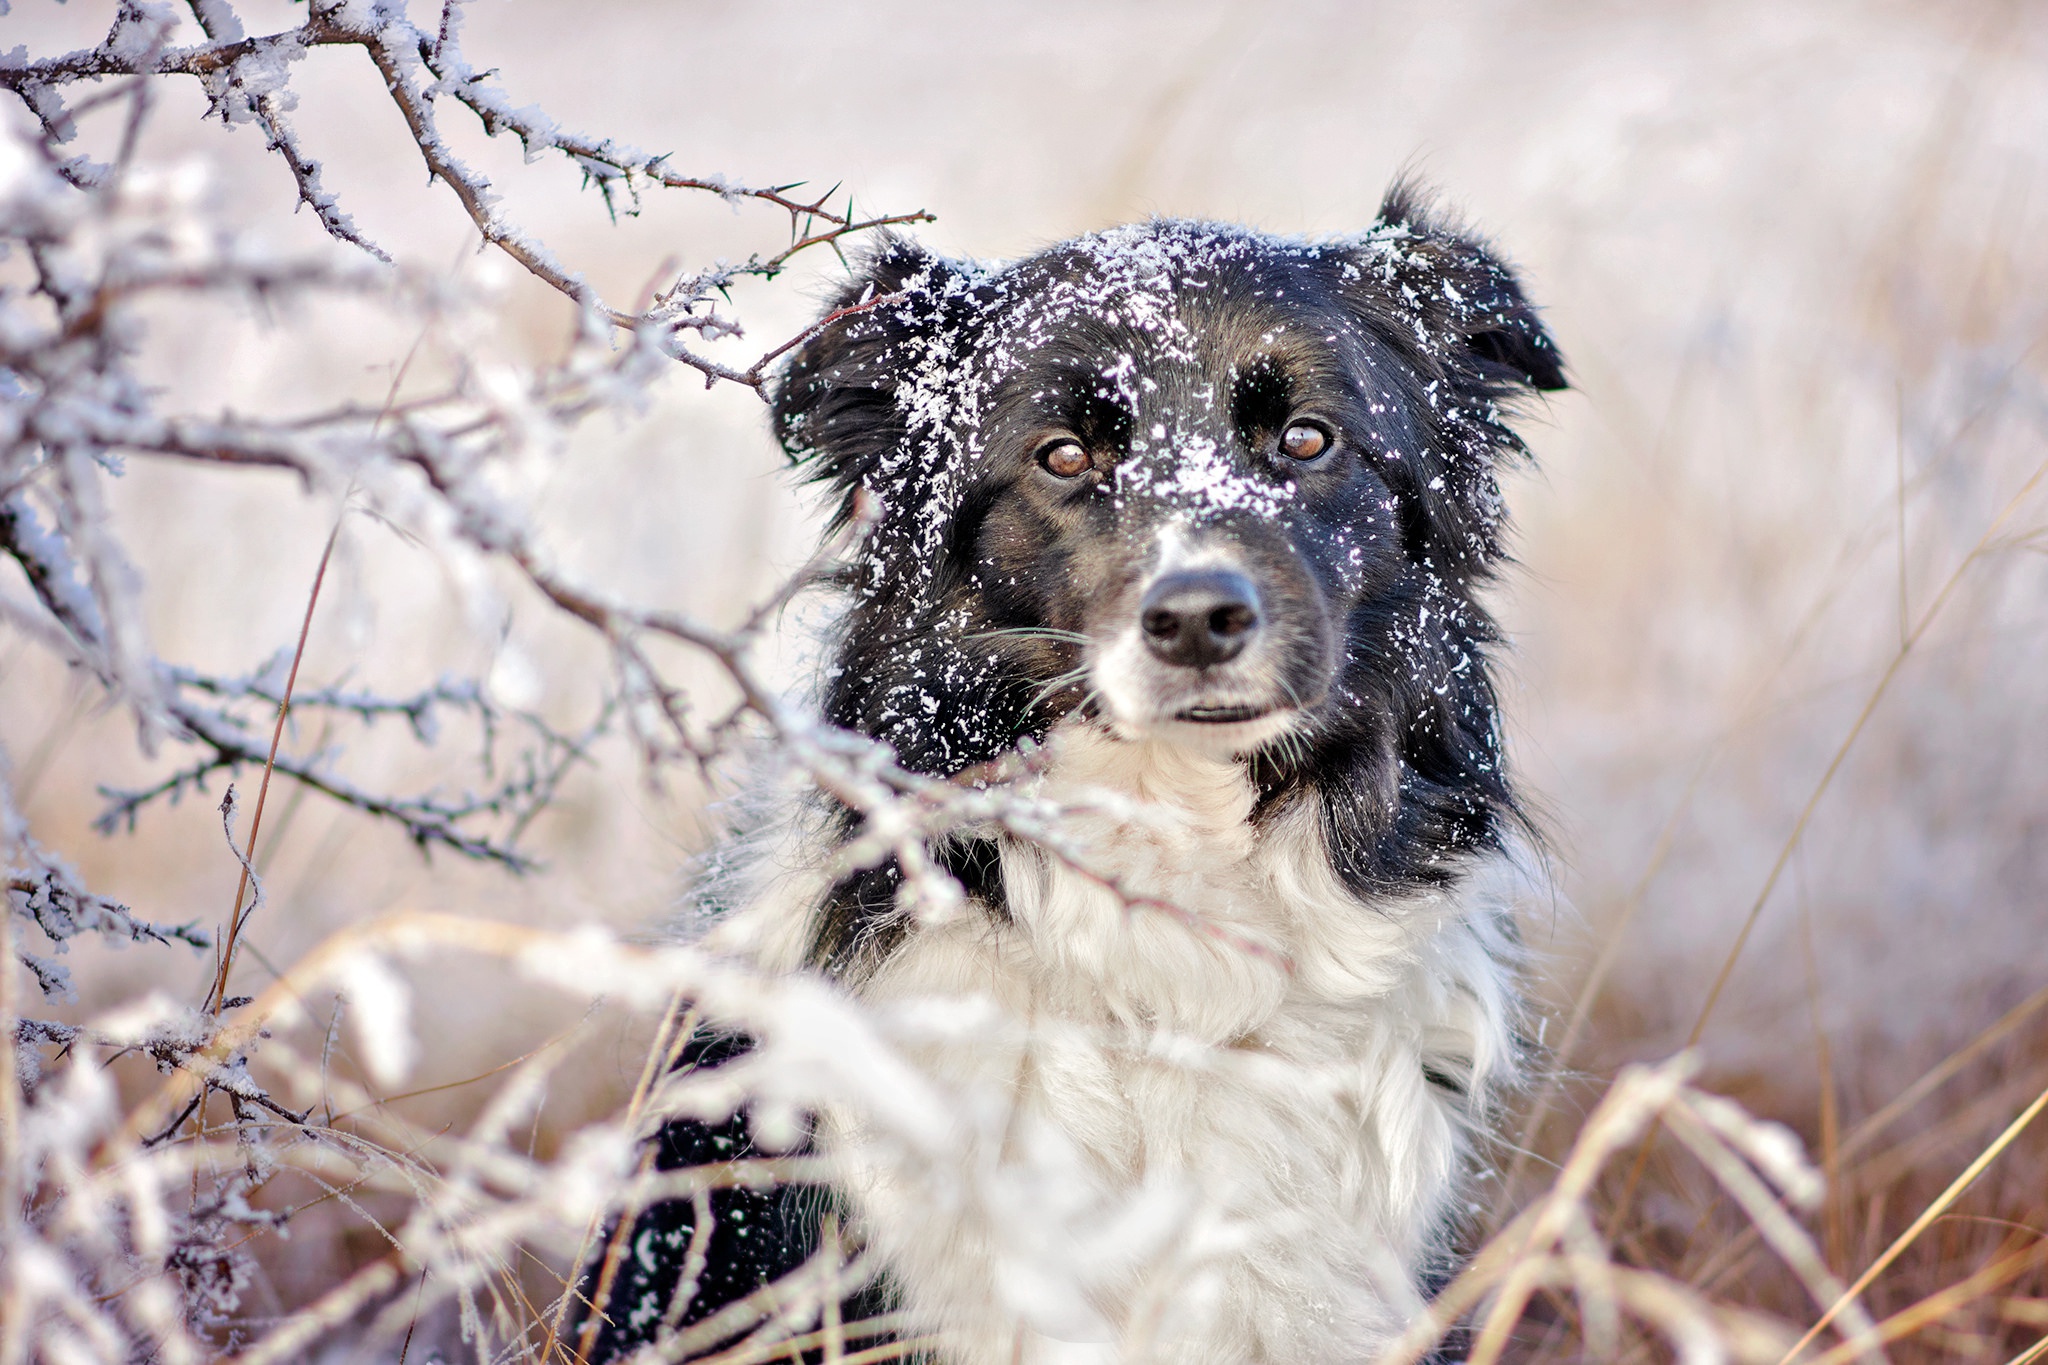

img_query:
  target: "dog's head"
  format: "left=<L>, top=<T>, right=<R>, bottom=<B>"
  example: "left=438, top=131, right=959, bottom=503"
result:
left=774, top=185, right=1562, bottom=889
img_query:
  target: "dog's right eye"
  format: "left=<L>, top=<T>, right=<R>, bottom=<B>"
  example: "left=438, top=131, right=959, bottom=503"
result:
left=1280, top=422, right=1331, bottom=461
left=1038, top=440, right=1090, bottom=479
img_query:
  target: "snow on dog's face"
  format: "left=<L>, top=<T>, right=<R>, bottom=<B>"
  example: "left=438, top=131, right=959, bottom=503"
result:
left=774, top=190, right=1563, bottom=893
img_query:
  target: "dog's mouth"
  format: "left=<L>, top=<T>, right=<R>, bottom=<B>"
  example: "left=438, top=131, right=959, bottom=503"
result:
left=1174, top=703, right=1272, bottom=725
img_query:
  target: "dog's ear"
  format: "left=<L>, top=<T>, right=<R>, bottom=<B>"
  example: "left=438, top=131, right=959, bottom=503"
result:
left=1367, top=181, right=1566, bottom=395
left=1337, top=184, right=1566, bottom=574
left=771, top=236, right=976, bottom=532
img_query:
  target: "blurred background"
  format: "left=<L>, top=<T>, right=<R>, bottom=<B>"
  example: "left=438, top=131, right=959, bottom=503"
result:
left=6, top=0, right=2047, bottom=1345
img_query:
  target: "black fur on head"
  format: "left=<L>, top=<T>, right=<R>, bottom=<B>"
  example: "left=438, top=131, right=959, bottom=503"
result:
left=771, top=183, right=1564, bottom=967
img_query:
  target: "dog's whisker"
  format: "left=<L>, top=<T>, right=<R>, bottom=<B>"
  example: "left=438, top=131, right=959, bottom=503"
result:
left=971, top=626, right=1091, bottom=646
left=1027, top=668, right=1092, bottom=714
left=1265, top=725, right=1308, bottom=771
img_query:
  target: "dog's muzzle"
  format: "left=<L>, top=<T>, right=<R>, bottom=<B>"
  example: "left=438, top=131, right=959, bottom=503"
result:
left=1091, top=557, right=1302, bottom=744
left=1140, top=569, right=1262, bottom=669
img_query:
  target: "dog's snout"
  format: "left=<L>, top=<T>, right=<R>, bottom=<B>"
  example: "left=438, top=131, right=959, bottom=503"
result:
left=1140, top=570, right=1262, bottom=668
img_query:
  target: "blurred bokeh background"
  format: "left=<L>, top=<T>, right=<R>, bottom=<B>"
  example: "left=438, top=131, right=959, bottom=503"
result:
left=6, top=0, right=2047, bottom=1343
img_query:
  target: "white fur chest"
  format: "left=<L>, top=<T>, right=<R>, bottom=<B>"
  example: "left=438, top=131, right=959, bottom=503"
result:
left=802, top=727, right=1523, bottom=1365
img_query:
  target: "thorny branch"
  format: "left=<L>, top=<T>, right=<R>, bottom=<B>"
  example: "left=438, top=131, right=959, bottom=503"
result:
left=87, top=670, right=613, bottom=873
left=0, top=3, right=1006, bottom=1355
left=0, top=0, right=933, bottom=390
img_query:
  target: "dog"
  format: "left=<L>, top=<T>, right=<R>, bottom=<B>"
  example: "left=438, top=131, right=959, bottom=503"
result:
left=578, top=182, right=1565, bottom=1364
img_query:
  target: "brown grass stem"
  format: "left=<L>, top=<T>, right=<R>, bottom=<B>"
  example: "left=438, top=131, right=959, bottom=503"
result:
left=558, top=995, right=698, bottom=1363
left=1497, top=748, right=1708, bottom=1215
left=1836, top=983, right=2048, bottom=1166
left=1807, top=1239, right=2048, bottom=1365
left=329, top=1010, right=597, bottom=1124
left=0, top=908, right=24, bottom=1365
left=1688, top=993, right=2048, bottom=1295
left=1502, top=448, right=1921, bottom=1228
left=2004, top=1334, right=2048, bottom=1365
left=1686, top=452, right=2047, bottom=1055
left=1781, top=1078, right=2048, bottom=1364
left=1612, top=452, right=2048, bottom=1227
left=687, top=1312, right=913, bottom=1365
left=205, top=516, right=342, bottom=1016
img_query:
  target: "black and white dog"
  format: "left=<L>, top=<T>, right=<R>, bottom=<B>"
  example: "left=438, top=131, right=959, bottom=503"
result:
left=583, top=183, right=1565, bottom=1364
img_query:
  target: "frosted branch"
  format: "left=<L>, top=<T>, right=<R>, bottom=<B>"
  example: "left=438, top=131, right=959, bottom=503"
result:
left=0, top=0, right=931, bottom=389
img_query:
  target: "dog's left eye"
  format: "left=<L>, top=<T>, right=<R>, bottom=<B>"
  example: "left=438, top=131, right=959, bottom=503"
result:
left=1039, top=439, right=1091, bottom=478
left=1280, top=423, right=1330, bottom=461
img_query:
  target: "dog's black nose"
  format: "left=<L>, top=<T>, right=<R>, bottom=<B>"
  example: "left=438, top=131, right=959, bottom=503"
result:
left=1140, top=570, right=1262, bottom=668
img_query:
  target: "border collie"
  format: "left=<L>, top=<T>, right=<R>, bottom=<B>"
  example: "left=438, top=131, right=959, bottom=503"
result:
left=580, top=182, right=1565, bottom=1364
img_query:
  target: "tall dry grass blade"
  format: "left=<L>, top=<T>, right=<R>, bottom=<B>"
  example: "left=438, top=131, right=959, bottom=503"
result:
left=2004, top=1334, right=2048, bottom=1365
left=829, top=1340, right=943, bottom=1365
left=1463, top=1059, right=1697, bottom=1365
left=557, top=994, right=696, bottom=1363
left=1781, top=1079, right=2048, bottom=1365
left=1689, top=997, right=2048, bottom=1295
left=688, top=1311, right=913, bottom=1365
left=1685, top=453, right=2047, bottom=1052
left=1806, top=1240, right=2048, bottom=1365
left=337, top=1010, right=598, bottom=1122
left=1846, top=1068, right=2048, bottom=1204
left=205, top=516, right=343, bottom=1016
left=1894, top=381, right=1909, bottom=650
left=1662, top=1100, right=1878, bottom=1365
left=1609, top=452, right=2048, bottom=1227
left=1839, top=983, right=2048, bottom=1164
left=640, top=1242, right=879, bottom=1363
left=0, top=908, right=23, bottom=1365
left=1498, top=755, right=1706, bottom=1212
left=1798, top=901, right=1847, bottom=1273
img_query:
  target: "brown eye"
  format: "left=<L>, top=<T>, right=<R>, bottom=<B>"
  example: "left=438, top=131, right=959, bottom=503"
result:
left=1280, top=422, right=1330, bottom=461
left=1039, top=439, right=1090, bottom=478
